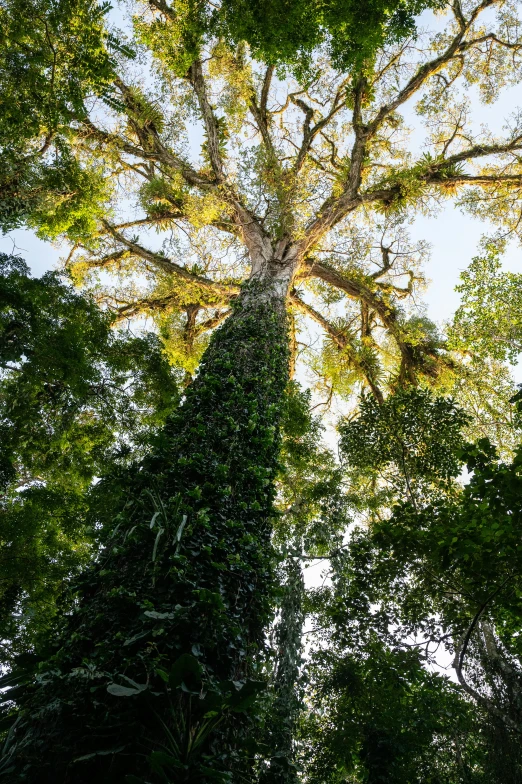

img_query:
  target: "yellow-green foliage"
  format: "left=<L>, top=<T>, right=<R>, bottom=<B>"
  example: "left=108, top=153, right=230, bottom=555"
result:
left=208, top=40, right=253, bottom=131
left=134, top=0, right=207, bottom=77
left=138, top=176, right=185, bottom=218
left=125, top=86, right=166, bottom=135
left=314, top=326, right=381, bottom=400
left=157, top=311, right=210, bottom=375
left=28, top=157, right=112, bottom=243
left=185, top=190, right=229, bottom=228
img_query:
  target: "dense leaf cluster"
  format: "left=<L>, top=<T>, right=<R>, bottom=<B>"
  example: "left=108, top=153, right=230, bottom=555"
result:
left=0, top=0, right=127, bottom=234
left=151, top=0, right=445, bottom=75
left=338, top=387, right=468, bottom=517
left=0, top=0, right=115, bottom=143
left=451, top=242, right=522, bottom=364
left=219, top=0, right=445, bottom=72
left=340, top=388, right=468, bottom=483
left=0, top=253, right=180, bottom=666
left=303, top=643, right=480, bottom=783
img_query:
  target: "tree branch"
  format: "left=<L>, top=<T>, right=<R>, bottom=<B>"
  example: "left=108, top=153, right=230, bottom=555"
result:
left=291, top=293, right=383, bottom=402
left=296, top=2, right=515, bottom=250
left=82, top=119, right=213, bottom=190
left=368, top=0, right=501, bottom=134
left=249, top=66, right=275, bottom=156
left=292, top=88, right=347, bottom=175
left=189, top=59, right=225, bottom=182
left=452, top=576, right=522, bottom=734
left=115, top=294, right=233, bottom=321
left=147, top=0, right=176, bottom=20
left=194, top=309, right=232, bottom=336
left=101, top=221, right=239, bottom=300
left=299, top=258, right=439, bottom=383
left=299, top=77, right=370, bottom=251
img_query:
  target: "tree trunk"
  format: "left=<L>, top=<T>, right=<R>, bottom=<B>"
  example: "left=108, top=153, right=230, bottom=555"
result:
left=259, top=556, right=304, bottom=784
left=5, top=276, right=291, bottom=783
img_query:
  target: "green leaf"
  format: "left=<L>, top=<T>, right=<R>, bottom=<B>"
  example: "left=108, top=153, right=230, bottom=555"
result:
left=144, top=610, right=175, bottom=620
left=169, top=653, right=203, bottom=690
left=228, top=679, right=266, bottom=712
left=152, top=527, right=164, bottom=562
left=107, top=684, right=142, bottom=697
left=107, top=677, right=147, bottom=697
left=74, top=746, right=125, bottom=762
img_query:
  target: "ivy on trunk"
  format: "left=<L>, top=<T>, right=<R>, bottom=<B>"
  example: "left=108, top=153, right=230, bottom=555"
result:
left=5, top=281, right=289, bottom=783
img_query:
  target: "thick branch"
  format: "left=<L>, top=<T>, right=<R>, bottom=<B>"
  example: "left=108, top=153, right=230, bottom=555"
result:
left=300, top=78, right=369, bottom=250
left=366, top=171, right=522, bottom=208
left=82, top=120, right=213, bottom=190
left=454, top=642, right=522, bottom=734
left=440, top=137, right=522, bottom=167
left=187, top=62, right=272, bottom=256
left=249, top=66, right=275, bottom=156
left=189, top=59, right=225, bottom=182
left=147, top=0, right=176, bottom=19
left=183, top=304, right=200, bottom=355
left=101, top=221, right=239, bottom=299
left=110, top=212, right=239, bottom=237
left=292, top=97, right=316, bottom=173
left=194, top=309, right=232, bottom=336
left=368, top=0, right=501, bottom=134
left=291, top=293, right=383, bottom=402
left=299, top=194, right=361, bottom=255
left=292, top=88, right=347, bottom=175
left=260, top=66, right=274, bottom=118
left=452, top=575, right=522, bottom=733
left=115, top=293, right=233, bottom=321
left=73, top=249, right=131, bottom=273
left=299, top=259, right=427, bottom=382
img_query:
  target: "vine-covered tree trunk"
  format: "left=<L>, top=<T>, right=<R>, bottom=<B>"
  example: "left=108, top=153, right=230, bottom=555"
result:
left=260, top=556, right=304, bottom=784
left=5, top=279, right=290, bottom=783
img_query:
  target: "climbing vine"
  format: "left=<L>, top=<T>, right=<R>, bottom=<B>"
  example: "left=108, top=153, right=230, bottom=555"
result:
left=4, top=282, right=289, bottom=783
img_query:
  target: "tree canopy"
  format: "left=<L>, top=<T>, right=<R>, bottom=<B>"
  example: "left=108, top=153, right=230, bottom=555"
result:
left=12, top=0, right=515, bottom=433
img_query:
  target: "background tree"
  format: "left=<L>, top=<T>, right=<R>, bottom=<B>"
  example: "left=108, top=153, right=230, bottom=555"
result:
left=302, top=642, right=484, bottom=783
left=300, top=392, right=522, bottom=782
left=0, top=251, right=180, bottom=666
left=0, top=0, right=133, bottom=236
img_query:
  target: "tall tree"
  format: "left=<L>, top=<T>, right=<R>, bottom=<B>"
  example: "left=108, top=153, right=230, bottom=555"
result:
left=2, top=277, right=289, bottom=784
left=51, top=0, right=521, bottom=424
left=3, top=0, right=522, bottom=781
